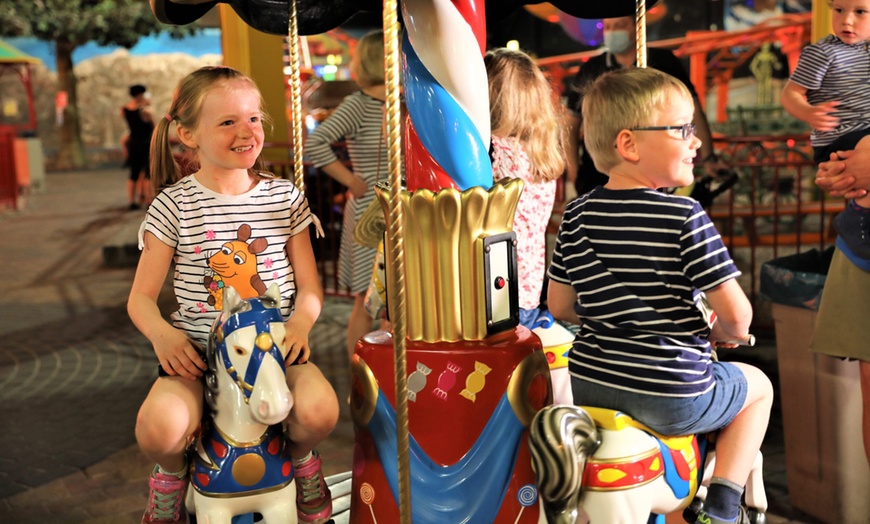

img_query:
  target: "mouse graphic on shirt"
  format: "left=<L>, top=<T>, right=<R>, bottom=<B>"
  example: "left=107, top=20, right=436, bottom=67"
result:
left=203, top=224, right=268, bottom=311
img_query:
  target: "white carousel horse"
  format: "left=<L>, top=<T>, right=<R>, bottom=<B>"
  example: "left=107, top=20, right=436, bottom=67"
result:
left=187, top=284, right=298, bottom=524
left=528, top=405, right=767, bottom=524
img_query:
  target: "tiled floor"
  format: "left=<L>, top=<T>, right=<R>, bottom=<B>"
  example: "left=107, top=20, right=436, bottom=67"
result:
left=0, top=169, right=855, bottom=523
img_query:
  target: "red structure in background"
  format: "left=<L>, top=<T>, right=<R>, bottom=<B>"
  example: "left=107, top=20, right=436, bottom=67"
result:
left=536, top=13, right=812, bottom=123
left=0, top=39, right=39, bottom=136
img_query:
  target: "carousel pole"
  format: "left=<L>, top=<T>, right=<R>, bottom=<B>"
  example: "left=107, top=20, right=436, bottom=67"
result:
left=382, top=0, right=411, bottom=521
left=635, top=0, right=647, bottom=68
left=287, top=0, right=305, bottom=190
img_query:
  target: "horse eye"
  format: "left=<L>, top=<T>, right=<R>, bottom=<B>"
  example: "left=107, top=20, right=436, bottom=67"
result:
left=234, top=346, right=246, bottom=356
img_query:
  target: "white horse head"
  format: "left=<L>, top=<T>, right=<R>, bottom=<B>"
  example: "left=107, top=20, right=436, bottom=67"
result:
left=208, top=284, right=293, bottom=433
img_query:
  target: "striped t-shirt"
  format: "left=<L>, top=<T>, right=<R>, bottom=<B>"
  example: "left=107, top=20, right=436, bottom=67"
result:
left=790, top=34, right=870, bottom=147
left=547, top=188, right=741, bottom=398
left=143, top=174, right=313, bottom=348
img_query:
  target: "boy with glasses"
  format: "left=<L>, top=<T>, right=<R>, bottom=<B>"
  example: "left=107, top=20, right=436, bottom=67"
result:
left=548, top=67, right=773, bottom=524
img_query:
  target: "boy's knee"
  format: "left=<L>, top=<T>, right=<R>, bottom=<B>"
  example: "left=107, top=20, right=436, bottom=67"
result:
left=745, top=366, right=774, bottom=404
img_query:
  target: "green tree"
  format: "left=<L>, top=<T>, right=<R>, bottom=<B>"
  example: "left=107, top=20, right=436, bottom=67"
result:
left=0, top=1, right=195, bottom=169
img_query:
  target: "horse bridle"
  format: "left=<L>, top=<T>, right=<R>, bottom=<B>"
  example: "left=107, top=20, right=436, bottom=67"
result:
left=213, top=297, right=286, bottom=401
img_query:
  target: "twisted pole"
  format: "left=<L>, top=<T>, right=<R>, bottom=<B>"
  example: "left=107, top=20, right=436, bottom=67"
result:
left=636, top=0, right=647, bottom=68
left=288, top=0, right=305, bottom=190
left=382, top=0, right=410, bottom=521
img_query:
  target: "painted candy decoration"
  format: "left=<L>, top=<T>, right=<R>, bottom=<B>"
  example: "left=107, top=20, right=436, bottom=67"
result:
left=460, top=361, right=491, bottom=402
left=407, top=361, right=432, bottom=402
left=432, top=361, right=461, bottom=400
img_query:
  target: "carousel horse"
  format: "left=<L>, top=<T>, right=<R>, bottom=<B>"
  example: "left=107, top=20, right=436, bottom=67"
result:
left=186, top=284, right=298, bottom=524
left=529, top=405, right=768, bottom=524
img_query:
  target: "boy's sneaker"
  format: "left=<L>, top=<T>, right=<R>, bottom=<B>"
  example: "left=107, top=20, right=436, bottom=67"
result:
left=294, top=450, right=333, bottom=524
left=833, top=200, right=870, bottom=259
left=142, top=465, right=189, bottom=524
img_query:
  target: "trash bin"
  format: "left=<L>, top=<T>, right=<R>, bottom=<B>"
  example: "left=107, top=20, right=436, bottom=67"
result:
left=761, top=247, right=870, bottom=524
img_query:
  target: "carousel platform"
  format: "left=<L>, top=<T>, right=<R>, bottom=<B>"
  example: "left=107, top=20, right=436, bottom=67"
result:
left=0, top=168, right=824, bottom=523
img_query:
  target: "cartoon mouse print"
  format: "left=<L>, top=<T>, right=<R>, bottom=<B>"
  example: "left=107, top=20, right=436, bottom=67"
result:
left=203, top=224, right=268, bottom=310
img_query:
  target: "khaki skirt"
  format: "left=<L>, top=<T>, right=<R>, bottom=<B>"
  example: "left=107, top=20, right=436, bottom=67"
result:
left=810, top=248, right=870, bottom=361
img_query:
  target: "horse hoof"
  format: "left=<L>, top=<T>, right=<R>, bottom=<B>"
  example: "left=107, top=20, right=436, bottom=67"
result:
left=746, top=508, right=766, bottom=524
left=682, top=498, right=703, bottom=523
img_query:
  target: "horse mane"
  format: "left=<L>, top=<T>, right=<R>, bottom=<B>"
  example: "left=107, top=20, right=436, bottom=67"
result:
left=529, top=405, right=602, bottom=522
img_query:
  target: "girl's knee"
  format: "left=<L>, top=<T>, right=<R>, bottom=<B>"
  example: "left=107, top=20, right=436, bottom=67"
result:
left=291, top=388, right=339, bottom=430
left=136, top=399, right=198, bottom=450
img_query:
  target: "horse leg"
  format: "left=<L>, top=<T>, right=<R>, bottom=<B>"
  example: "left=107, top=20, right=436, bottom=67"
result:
left=197, top=503, right=235, bottom=524
left=582, top=489, right=658, bottom=524
left=256, top=484, right=297, bottom=524
left=744, top=451, right=768, bottom=517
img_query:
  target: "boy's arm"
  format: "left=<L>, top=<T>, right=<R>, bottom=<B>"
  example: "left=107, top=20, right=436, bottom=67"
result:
left=548, top=280, right=581, bottom=326
left=703, top=279, right=752, bottom=343
left=283, top=228, right=323, bottom=364
left=781, top=80, right=840, bottom=131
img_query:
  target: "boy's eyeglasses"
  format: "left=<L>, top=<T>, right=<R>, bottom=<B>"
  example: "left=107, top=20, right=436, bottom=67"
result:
left=630, top=123, right=697, bottom=140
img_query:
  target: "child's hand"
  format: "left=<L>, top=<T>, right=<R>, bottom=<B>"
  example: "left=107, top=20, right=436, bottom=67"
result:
left=807, top=101, right=840, bottom=132
left=152, top=325, right=206, bottom=380
left=282, top=318, right=312, bottom=366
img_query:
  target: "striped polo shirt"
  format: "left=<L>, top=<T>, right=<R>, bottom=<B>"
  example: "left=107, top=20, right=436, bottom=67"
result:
left=548, top=188, right=741, bottom=398
left=143, top=174, right=312, bottom=348
left=790, top=34, right=870, bottom=147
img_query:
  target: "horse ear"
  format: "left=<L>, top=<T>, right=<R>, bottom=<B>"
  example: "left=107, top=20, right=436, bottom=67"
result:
left=265, top=283, right=281, bottom=303
left=222, top=286, right=241, bottom=320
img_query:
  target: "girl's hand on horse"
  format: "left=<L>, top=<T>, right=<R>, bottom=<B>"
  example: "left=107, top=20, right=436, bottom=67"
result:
left=154, top=325, right=207, bottom=380
left=282, top=318, right=312, bottom=365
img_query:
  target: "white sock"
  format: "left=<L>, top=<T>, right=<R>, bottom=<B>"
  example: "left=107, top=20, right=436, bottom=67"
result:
left=157, top=463, right=188, bottom=479
left=293, top=451, right=314, bottom=466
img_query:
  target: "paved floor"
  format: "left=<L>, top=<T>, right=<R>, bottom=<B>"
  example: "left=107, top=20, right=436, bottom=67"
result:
left=0, top=168, right=834, bottom=523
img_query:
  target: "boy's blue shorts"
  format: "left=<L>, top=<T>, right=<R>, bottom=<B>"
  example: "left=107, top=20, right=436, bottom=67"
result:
left=571, top=361, right=748, bottom=436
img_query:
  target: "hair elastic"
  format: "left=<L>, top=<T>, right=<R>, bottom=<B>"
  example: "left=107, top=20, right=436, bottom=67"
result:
left=165, top=113, right=173, bottom=122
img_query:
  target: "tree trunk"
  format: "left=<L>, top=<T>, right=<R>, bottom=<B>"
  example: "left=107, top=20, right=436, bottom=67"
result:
left=55, top=41, right=87, bottom=170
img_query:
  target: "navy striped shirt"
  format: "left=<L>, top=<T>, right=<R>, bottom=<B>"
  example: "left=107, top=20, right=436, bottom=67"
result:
left=548, top=188, right=741, bottom=397
left=790, top=35, right=870, bottom=147
left=143, top=175, right=312, bottom=348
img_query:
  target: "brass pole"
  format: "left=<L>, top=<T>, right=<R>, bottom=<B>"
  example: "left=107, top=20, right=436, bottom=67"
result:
left=288, top=0, right=305, bottom=190
left=382, top=0, right=411, bottom=521
left=636, top=0, right=647, bottom=68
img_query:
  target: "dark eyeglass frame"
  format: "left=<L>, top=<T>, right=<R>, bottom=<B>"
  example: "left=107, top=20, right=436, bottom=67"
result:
left=630, top=123, right=697, bottom=140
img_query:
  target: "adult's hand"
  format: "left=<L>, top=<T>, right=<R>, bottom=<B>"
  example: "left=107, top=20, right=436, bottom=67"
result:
left=817, top=149, right=869, bottom=199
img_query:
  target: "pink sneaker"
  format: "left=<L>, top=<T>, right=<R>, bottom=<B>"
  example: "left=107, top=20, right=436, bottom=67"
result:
left=142, top=466, right=189, bottom=524
left=294, top=450, right=333, bottom=524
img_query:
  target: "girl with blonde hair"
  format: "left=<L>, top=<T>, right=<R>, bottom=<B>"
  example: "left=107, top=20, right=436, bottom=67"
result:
left=485, top=47, right=567, bottom=326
